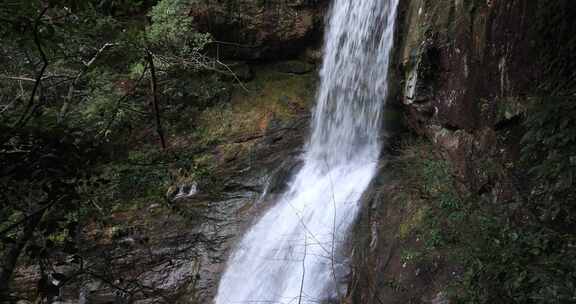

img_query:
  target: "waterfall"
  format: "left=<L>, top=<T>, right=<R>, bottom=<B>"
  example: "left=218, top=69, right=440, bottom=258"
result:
left=215, top=0, right=399, bottom=303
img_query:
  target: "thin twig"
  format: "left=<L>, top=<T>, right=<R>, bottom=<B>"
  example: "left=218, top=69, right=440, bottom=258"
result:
left=207, top=40, right=259, bottom=49
left=298, top=235, right=307, bottom=304
left=0, top=74, right=72, bottom=82
left=215, top=60, right=250, bottom=93
left=322, top=157, right=343, bottom=300
left=0, top=76, right=36, bottom=82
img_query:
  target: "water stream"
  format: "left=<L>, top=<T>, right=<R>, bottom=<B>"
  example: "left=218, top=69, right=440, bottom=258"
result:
left=215, top=0, right=399, bottom=303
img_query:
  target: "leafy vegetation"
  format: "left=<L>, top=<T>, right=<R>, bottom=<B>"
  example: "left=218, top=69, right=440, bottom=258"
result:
left=393, top=134, right=576, bottom=304
left=521, top=98, right=576, bottom=227
left=2, top=0, right=574, bottom=303
left=0, top=0, right=319, bottom=299
left=0, top=0, right=231, bottom=300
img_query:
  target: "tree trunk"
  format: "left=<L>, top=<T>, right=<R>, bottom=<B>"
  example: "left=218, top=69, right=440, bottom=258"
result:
left=145, top=50, right=167, bottom=150
left=0, top=211, right=45, bottom=299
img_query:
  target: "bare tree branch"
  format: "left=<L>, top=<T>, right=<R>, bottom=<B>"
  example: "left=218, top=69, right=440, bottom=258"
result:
left=0, top=203, right=49, bottom=295
left=13, top=5, right=50, bottom=129
left=0, top=76, right=37, bottom=82
left=58, top=42, right=118, bottom=123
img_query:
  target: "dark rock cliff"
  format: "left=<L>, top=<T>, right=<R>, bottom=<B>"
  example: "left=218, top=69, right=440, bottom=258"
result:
left=348, top=0, right=576, bottom=303
left=189, top=0, right=329, bottom=60
left=398, top=0, right=575, bottom=194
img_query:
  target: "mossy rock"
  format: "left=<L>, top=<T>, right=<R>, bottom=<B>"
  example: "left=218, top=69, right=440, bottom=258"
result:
left=196, top=64, right=316, bottom=143
left=274, top=60, right=315, bottom=75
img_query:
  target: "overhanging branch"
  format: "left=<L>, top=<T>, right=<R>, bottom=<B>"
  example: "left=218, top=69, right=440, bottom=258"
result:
left=13, top=5, right=50, bottom=129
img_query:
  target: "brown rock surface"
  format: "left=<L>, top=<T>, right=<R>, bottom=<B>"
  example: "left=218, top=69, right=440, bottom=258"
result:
left=348, top=0, right=576, bottom=302
left=189, top=0, right=329, bottom=59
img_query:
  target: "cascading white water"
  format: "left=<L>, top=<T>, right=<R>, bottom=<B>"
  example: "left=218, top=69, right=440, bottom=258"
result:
left=215, top=0, right=399, bottom=303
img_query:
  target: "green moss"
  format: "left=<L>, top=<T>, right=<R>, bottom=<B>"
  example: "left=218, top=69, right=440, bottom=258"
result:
left=400, top=248, right=424, bottom=264
left=399, top=206, right=427, bottom=239
left=197, top=64, right=316, bottom=144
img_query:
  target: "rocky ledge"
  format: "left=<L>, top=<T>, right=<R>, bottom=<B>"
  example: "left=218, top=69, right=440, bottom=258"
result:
left=189, top=0, right=329, bottom=59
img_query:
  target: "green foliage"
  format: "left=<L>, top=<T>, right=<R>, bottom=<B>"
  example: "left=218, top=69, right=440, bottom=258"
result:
left=74, top=68, right=146, bottom=138
left=395, top=140, right=462, bottom=249
left=455, top=96, right=576, bottom=303
left=0, top=125, right=108, bottom=261
left=147, top=0, right=211, bottom=57
left=0, top=0, right=223, bottom=296
left=93, top=0, right=157, bottom=16
left=395, top=136, right=576, bottom=303
left=400, top=249, right=424, bottom=265
left=532, top=0, right=576, bottom=95
left=455, top=212, right=576, bottom=304
left=521, top=97, right=576, bottom=226
left=104, top=166, right=167, bottom=209
left=129, top=62, right=147, bottom=78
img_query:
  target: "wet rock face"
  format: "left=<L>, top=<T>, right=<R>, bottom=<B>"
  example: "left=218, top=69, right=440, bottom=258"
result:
left=11, top=116, right=309, bottom=304
left=396, top=0, right=576, bottom=194
left=399, top=0, right=538, bottom=133
left=189, top=0, right=329, bottom=59
left=348, top=0, right=576, bottom=302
